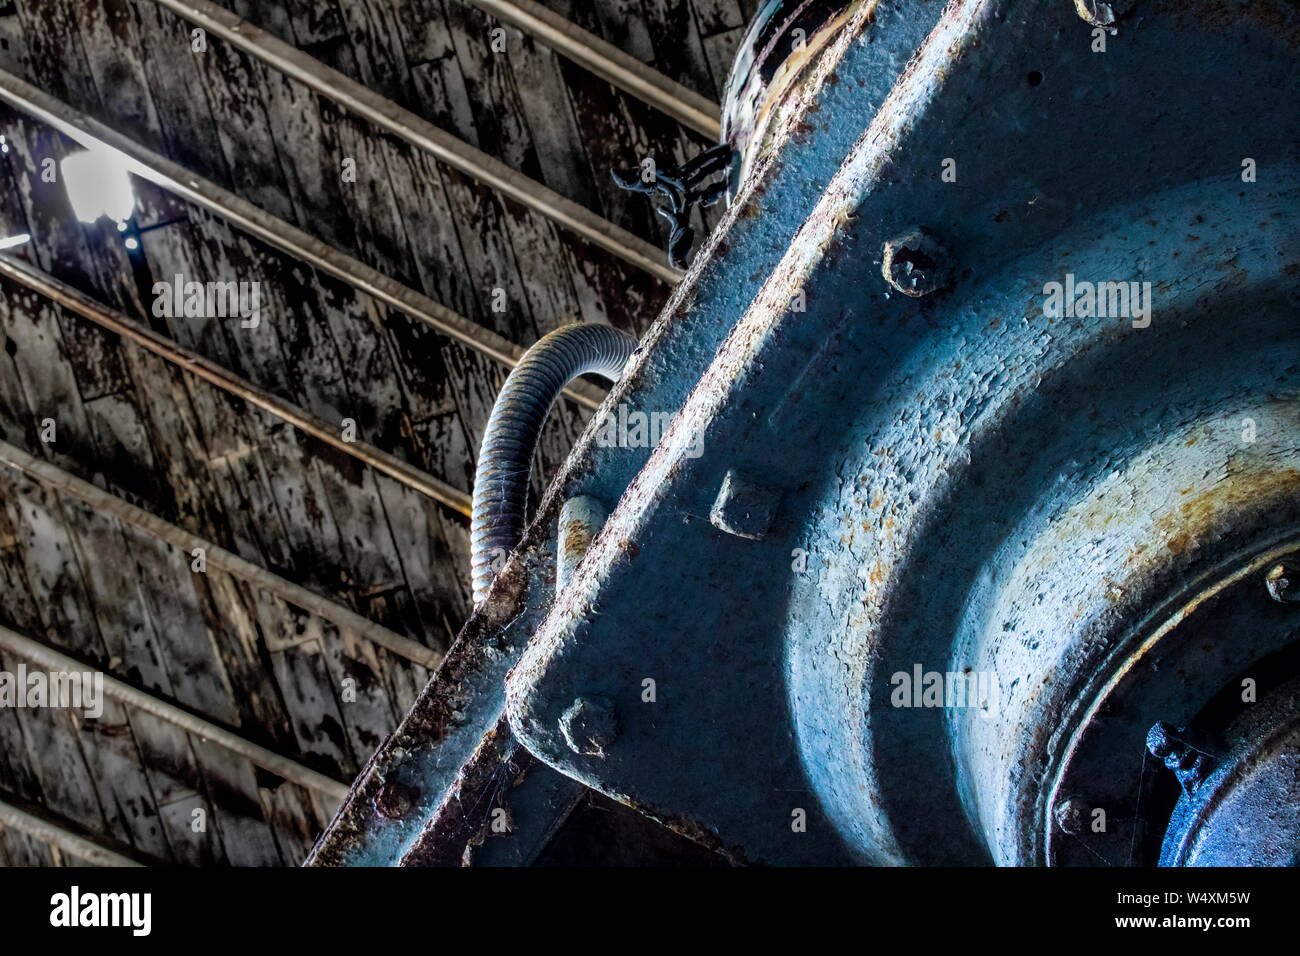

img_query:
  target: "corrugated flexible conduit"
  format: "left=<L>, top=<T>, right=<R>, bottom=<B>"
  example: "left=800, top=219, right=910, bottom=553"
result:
left=470, top=323, right=637, bottom=604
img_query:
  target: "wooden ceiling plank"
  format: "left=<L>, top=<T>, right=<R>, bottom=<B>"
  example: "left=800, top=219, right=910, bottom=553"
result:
left=0, top=825, right=57, bottom=866
left=10, top=0, right=103, bottom=115
left=0, top=254, right=475, bottom=516
left=316, top=113, right=521, bottom=497
left=441, top=0, right=597, bottom=214
left=66, top=696, right=177, bottom=861
left=69, top=0, right=167, bottom=154
left=334, top=0, right=418, bottom=110
left=133, top=223, right=307, bottom=576
left=132, top=1, right=238, bottom=186
left=0, top=69, right=607, bottom=410
left=0, top=275, right=99, bottom=476
left=268, top=639, right=359, bottom=777
left=0, top=622, right=352, bottom=802
left=372, top=475, right=471, bottom=637
left=610, top=0, right=720, bottom=102
left=431, top=3, right=651, bottom=341
left=181, top=0, right=680, bottom=340
left=0, top=293, right=202, bottom=864
left=149, top=786, right=227, bottom=865
left=1, top=701, right=109, bottom=850
left=463, top=0, right=722, bottom=138
left=121, top=525, right=285, bottom=865
left=690, top=0, right=749, bottom=37
left=145, top=0, right=682, bottom=284
left=0, top=795, right=148, bottom=866
left=309, top=449, right=434, bottom=640
left=316, top=616, right=404, bottom=754
left=331, top=11, right=601, bottom=510
left=1, top=472, right=232, bottom=864
left=53, top=496, right=211, bottom=864
left=0, top=438, right=444, bottom=670
left=258, top=774, right=324, bottom=864
left=185, top=737, right=305, bottom=865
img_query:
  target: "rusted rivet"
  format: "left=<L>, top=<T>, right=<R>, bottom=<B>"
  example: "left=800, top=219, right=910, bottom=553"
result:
left=1054, top=796, right=1088, bottom=835
left=374, top=780, right=419, bottom=820
left=1265, top=563, right=1299, bottom=604
left=881, top=227, right=949, bottom=297
left=559, top=696, right=619, bottom=757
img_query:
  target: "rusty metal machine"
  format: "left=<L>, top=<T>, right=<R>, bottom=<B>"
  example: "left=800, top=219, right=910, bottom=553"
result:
left=309, top=0, right=1300, bottom=866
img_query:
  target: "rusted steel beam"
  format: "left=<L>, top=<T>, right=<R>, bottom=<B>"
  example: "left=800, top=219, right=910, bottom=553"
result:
left=0, top=794, right=148, bottom=867
left=464, top=0, right=722, bottom=139
left=146, top=0, right=682, bottom=286
left=0, top=254, right=473, bottom=518
left=305, top=546, right=554, bottom=865
left=0, top=624, right=351, bottom=803
left=0, top=70, right=606, bottom=412
left=0, top=440, right=443, bottom=671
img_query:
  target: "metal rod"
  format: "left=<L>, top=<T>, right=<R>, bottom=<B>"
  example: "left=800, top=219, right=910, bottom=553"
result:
left=146, top=0, right=682, bottom=286
left=0, top=624, right=351, bottom=802
left=464, top=0, right=722, bottom=140
left=0, top=796, right=147, bottom=867
left=0, top=254, right=473, bottom=518
left=0, top=440, right=443, bottom=671
left=0, top=70, right=607, bottom=412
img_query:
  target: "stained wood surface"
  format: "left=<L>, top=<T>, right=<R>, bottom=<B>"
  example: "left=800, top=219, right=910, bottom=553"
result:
left=0, top=0, right=740, bottom=864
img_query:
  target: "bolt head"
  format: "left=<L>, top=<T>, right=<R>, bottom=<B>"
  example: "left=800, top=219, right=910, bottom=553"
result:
left=1074, top=0, right=1116, bottom=26
left=1075, top=0, right=1137, bottom=28
left=710, top=469, right=780, bottom=540
left=559, top=696, right=620, bottom=757
left=881, top=227, right=949, bottom=297
left=1266, top=564, right=1299, bottom=604
left=1054, top=796, right=1088, bottom=836
left=374, top=780, right=419, bottom=820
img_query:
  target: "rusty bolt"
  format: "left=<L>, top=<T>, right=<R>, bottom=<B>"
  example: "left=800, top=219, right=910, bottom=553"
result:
left=881, top=227, right=949, bottom=297
left=1265, top=563, right=1299, bottom=604
left=1054, top=796, right=1088, bottom=836
left=1074, top=0, right=1133, bottom=28
left=559, top=696, right=620, bottom=757
left=710, top=469, right=780, bottom=540
left=374, top=780, right=419, bottom=820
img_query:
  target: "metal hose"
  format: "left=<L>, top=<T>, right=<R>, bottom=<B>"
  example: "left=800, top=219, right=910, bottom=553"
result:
left=470, top=323, right=637, bottom=604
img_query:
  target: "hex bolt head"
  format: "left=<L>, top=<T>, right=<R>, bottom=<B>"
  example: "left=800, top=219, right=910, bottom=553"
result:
left=1265, top=563, right=1299, bottom=604
left=1054, top=796, right=1088, bottom=836
left=374, top=780, right=419, bottom=820
left=710, top=469, right=780, bottom=540
left=559, top=696, right=620, bottom=757
left=880, top=227, right=950, bottom=297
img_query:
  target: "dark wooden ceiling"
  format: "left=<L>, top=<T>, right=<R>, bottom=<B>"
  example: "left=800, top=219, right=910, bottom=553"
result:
left=0, top=0, right=759, bottom=865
